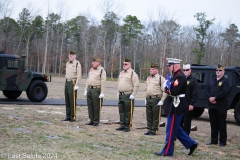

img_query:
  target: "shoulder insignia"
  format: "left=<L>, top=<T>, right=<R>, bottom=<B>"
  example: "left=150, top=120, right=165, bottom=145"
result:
left=147, top=77, right=150, bottom=81
left=174, top=79, right=179, bottom=86
left=218, top=82, right=222, bottom=86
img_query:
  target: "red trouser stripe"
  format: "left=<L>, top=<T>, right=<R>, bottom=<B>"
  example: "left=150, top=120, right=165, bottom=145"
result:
left=165, top=114, right=175, bottom=155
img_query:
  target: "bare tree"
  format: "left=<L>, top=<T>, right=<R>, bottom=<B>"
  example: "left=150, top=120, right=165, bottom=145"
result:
left=0, top=0, right=13, bottom=19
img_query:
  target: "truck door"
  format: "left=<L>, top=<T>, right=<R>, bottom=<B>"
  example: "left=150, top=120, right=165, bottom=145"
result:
left=192, top=70, right=209, bottom=107
left=1, top=59, right=20, bottom=90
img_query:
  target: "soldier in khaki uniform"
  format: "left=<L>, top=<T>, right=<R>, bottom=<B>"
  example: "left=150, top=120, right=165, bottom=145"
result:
left=116, top=58, right=139, bottom=132
left=62, top=50, right=82, bottom=122
left=84, top=58, right=106, bottom=126
left=144, top=64, right=167, bottom=135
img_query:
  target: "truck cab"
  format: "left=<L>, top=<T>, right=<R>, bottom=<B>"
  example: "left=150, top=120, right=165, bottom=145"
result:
left=191, top=64, right=240, bottom=125
left=0, top=52, right=51, bottom=102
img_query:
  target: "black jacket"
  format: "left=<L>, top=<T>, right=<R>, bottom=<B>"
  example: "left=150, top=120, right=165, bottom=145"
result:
left=186, top=74, right=198, bottom=106
left=206, top=76, right=230, bottom=109
left=164, top=69, right=188, bottom=114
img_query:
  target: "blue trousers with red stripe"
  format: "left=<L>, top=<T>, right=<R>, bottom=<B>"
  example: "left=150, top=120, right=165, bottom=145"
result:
left=161, top=114, right=196, bottom=156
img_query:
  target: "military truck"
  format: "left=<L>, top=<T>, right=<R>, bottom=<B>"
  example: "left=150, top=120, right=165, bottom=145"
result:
left=161, top=64, right=240, bottom=125
left=190, top=64, right=240, bottom=125
left=0, top=51, right=51, bottom=102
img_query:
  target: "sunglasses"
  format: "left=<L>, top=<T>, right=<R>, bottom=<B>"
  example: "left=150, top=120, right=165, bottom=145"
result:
left=123, top=63, right=128, bottom=66
left=216, top=70, right=223, bottom=72
left=183, top=69, right=190, bottom=72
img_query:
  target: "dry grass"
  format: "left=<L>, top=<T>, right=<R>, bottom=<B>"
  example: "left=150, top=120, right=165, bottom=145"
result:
left=0, top=76, right=240, bottom=160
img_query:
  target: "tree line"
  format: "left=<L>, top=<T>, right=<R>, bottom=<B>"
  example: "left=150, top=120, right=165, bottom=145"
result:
left=0, top=2, right=240, bottom=80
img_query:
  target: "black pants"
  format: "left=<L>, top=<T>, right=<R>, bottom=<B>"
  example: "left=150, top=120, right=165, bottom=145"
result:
left=208, top=108, right=227, bottom=145
left=181, top=110, right=193, bottom=135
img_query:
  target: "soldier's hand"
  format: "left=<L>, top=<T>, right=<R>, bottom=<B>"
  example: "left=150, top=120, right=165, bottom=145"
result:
left=84, top=90, right=87, bottom=96
left=74, top=86, right=79, bottom=90
left=157, top=101, right=164, bottom=106
left=99, top=93, right=104, bottom=98
left=129, top=94, right=135, bottom=99
left=189, top=105, right=194, bottom=111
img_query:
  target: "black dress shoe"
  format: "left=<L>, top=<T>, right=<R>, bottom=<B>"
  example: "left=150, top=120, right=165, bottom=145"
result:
left=144, top=132, right=151, bottom=135
left=124, top=128, right=130, bottom=132
left=149, top=132, right=156, bottom=135
left=159, top=122, right=165, bottom=127
left=154, top=152, right=164, bottom=156
left=85, top=122, right=94, bottom=125
left=61, top=118, right=70, bottom=121
left=188, top=143, right=198, bottom=155
left=206, top=141, right=218, bottom=145
left=219, top=143, right=226, bottom=147
left=93, top=123, right=99, bottom=126
left=69, top=119, right=75, bottom=122
left=116, top=127, right=125, bottom=130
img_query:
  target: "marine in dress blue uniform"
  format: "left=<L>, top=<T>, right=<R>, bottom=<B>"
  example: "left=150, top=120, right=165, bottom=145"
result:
left=155, top=58, right=198, bottom=156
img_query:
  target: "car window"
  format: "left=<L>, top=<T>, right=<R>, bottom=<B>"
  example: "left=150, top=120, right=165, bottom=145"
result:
left=192, top=72, right=205, bottom=83
left=7, top=60, right=19, bottom=69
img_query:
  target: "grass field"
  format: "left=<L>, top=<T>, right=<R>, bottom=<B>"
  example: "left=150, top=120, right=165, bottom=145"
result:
left=0, top=76, right=240, bottom=160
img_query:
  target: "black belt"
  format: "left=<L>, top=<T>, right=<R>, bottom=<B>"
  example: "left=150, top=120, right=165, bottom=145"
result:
left=147, top=95, right=160, bottom=99
left=89, top=86, right=101, bottom=89
left=66, top=79, right=76, bottom=82
left=119, top=91, right=132, bottom=95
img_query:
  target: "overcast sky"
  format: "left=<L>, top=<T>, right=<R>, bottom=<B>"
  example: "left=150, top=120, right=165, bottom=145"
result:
left=11, top=0, right=240, bottom=28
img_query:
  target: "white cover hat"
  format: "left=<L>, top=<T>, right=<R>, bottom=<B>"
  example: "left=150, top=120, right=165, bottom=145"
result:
left=166, top=58, right=182, bottom=66
left=183, top=64, right=191, bottom=69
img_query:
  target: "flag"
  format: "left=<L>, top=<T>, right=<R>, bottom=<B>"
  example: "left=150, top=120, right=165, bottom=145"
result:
left=166, top=73, right=172, bottom=89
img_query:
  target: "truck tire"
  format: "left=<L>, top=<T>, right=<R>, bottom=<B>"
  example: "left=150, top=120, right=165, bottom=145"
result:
left=26, top=80, right=48, bottom=102
left=2, top=90, right=22, bottom=99
left=192, top=107, right=204, bottom=118
left=234, top=102, right=240, bottom=125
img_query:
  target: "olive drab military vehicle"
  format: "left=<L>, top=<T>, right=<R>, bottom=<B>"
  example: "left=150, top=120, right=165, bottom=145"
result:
left=162, top=64, right=240, bottom=125
left=0, top=51, right=51, bottom=102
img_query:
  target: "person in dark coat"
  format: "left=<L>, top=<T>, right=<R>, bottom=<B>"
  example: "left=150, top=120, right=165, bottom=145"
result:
left=181, top=64, right=198, bottom=135
left=155, top=58, right=198, bottom=157
left=206, top=64, right=230, bottom=147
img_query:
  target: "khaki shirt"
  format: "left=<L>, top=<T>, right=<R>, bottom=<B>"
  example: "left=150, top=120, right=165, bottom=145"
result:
left=118, top=68, right=139, bottom=96
left=145, top=73, right=167, bottom=102
left=65, top=59, right=82, bottom=86
left=85, top=65, right=106, bottom=94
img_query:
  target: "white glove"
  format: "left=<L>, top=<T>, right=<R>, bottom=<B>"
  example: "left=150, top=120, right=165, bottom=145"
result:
left=99, top=93, right=104, bottom=98
left=157, top=101, right=164, bottom=106
left=117, top=92, right=119, bottom=97
left=145, top=100, right=146, bottom=106
left=129, top=94, right=135, bottom=100
left=74, top=86, right=79, bottom=90
left=84, top=90, right=87, bottom=96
